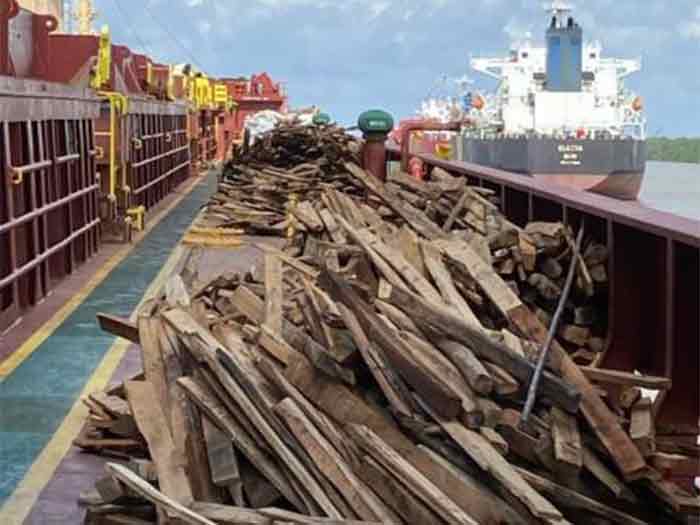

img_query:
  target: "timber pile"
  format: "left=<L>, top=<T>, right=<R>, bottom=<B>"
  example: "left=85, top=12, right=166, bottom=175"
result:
left=200, top=124, right=362, bottom=236
left=78, top=129, right=698, bottom=524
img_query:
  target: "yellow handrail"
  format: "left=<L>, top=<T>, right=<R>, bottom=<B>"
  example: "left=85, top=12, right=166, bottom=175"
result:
left=98, top=91, right=128, bottom=200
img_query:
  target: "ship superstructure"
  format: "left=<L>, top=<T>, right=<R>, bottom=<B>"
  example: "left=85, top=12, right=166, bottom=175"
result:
left=469, top=3, right=645, bottom=139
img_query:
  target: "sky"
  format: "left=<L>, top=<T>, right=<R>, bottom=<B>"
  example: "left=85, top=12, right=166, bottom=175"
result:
left=92, top=0, right=700, bottom=136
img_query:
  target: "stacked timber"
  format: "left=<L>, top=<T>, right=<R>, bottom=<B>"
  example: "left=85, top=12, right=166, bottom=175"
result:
left=77, top=127, right=698, bottom=525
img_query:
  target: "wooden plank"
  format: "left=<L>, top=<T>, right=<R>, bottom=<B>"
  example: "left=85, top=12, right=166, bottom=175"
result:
left=177, top=377, right=304, bottom=512
left=443, top=187, right=470, bottom=232
left=422, top=241, right=481, bottom=329
left=230, top=286, right=355, bottom=384
left=348, top=425, right=480, bottom=525
left=275, top=398, right=399, bottom=523
left=378, top=282, right=580, bottom=413
left=650, top=452, right=700, bottom=477
left=319, top=208, right=348, bottom=244
left=336, top=303, right=415, bottom=419
left=345, top=162, right=446, bottom=240
left=582, top=447, right=637, bottom=502
left=483, top=362, right=520, bottom=396
left=580, top=367, right=672, bottom=390
left=264, top=254, right=284, bottom=335
left=418, top=445, right=533, bottom=525
left=436, top=237, right=647, bottom=480
left=356, top=456, right=442, bottom=525
left=390, top=225, right=427, bottom=278
left=324, top=273, right=462, bottom=419
left=173, top=317, right=341, bottom=517
left=125, top=381, right=193, bottom=506
left=335, top=215, right=410, bottom=293
left=630, top=398, right=656, bottom=457
left=105, top=463, right=214, bottom=525
left=98, top=313, right=139, bottom=344
left=189, top=503, right=269, bottom=525
left=285, top=355, right=517, bottom=524
left=426, top=407, right=564, bottom=522
left=256, top=324, right=299, bottom=365
left=515, top=467, right=649, bottom=525
left=259, top=508, right=382, bottom=524
left=550, top=406, right=583, bottom=474
left=257, top=358, right=360, bottom=464
left=399, top=331, right=482, bottom=428
left=434, top=339, right=493, bottom=396
left=202, top=417, right=242, bottom=490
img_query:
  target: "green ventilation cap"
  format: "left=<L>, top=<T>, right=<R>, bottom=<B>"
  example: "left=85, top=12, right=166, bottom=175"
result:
left=313, top=112, right=331, bottom=125
left=358, top=109, right=394, bottom=136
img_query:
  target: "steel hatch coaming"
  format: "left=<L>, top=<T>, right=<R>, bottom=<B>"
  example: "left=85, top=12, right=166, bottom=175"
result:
left=0, top=75, right=100, bottom=121
left=0, top=116, right=100, bottom=333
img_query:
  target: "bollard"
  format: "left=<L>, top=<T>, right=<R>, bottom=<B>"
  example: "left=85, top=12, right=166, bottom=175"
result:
left=358, top=110, right=394, bottom=181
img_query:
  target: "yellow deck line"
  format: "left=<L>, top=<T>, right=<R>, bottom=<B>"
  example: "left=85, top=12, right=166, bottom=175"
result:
left=0, top=206, right=194, bottom=524
left=0, top=176, right=201, bottom=381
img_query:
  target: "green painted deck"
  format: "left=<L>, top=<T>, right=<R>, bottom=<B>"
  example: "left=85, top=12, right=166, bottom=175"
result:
left=0, top=173, right=215, bottom=506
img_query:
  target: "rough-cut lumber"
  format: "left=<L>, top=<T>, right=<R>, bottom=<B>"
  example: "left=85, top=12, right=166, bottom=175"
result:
left=550, top=406, right=583, bottom=472
left=189, top=503, right=269, bottom=524
left=275, top=398, right=399, bottom=523
left=516, top=467, right=650, bottom=525
left=324, top=272, right=462, bottom=419
left=630, top=398, right=656, bottom=457
left=125, top=381, right=193, bottom=506
left=356, top=455, right=441, bottom=525
left=336, top=303, right=414, bottom=419
left=436, top=237, right=647, bottom=480
left=285, top=355, right=511, bottom=524
left=202, top=416, right=241, bottom=490
left=348, top=425, right=480, bottom=525
left=422, top=241, right=481, bottom=329
left=177, top=377, right=304, bottom=511
left=105, top=463, right=214, bottom=525
left=378, top=282, right=580, bottom=413
left=264, top=253, right=284, bottom=335
left=435, top=339, right=493, bottom=396
left=580, top=367, right=672, bottom=390
left=98, top=313, right=140, bottom=344
left=425, top=406, right=564, bottom=522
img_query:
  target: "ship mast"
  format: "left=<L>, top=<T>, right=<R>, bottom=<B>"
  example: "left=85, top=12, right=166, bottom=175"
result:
left=74, top=0, right=96, bottom=35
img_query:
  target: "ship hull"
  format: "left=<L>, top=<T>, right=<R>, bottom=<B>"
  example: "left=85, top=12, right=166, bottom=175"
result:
left=461, top=137, right=647, bottom=200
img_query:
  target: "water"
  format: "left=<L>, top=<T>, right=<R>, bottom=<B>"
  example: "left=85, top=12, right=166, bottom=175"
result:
left=641, top=161, right=700, bottom=221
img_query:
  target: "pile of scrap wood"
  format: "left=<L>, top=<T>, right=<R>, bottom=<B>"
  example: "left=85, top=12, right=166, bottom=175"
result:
left=79, top=132, right=698, bottom=524
left=200, top=124, right=363, bottom=236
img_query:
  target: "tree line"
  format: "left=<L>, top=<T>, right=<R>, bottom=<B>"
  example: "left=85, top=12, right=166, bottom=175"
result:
left=647, top=137, right=700, bottom=164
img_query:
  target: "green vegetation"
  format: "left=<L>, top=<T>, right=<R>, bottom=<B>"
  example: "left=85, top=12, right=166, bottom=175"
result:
left=647, top=137, right=700, bottom=164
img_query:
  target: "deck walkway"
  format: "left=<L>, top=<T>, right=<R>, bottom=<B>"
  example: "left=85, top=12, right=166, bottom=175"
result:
left=0, top=172, right=217, bottom=523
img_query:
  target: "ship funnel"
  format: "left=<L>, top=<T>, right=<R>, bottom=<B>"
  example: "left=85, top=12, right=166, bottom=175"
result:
left=545, top=4, right=582, bottom=92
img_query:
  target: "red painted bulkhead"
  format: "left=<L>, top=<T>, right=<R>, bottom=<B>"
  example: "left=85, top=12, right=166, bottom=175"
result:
left=215, top=72, right=287, bottom=160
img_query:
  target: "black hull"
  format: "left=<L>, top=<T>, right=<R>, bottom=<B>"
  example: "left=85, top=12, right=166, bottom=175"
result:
left=461, top=137, right=647, bottom=200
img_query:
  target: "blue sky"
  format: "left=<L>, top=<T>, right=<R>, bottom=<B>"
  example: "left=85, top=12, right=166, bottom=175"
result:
left=94, top=0, right=700, bottom=136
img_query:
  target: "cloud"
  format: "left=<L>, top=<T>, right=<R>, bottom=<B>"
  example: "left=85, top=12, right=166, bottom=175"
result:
left=94, top=0, right=700, bottom=135
left=679, top=6, right=700, bottom=40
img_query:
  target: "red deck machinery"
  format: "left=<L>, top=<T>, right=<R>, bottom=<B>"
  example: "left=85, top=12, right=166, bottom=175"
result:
left=215, top=73, right=288, bottom=161
left=0, top=1, right=101, bottom=332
